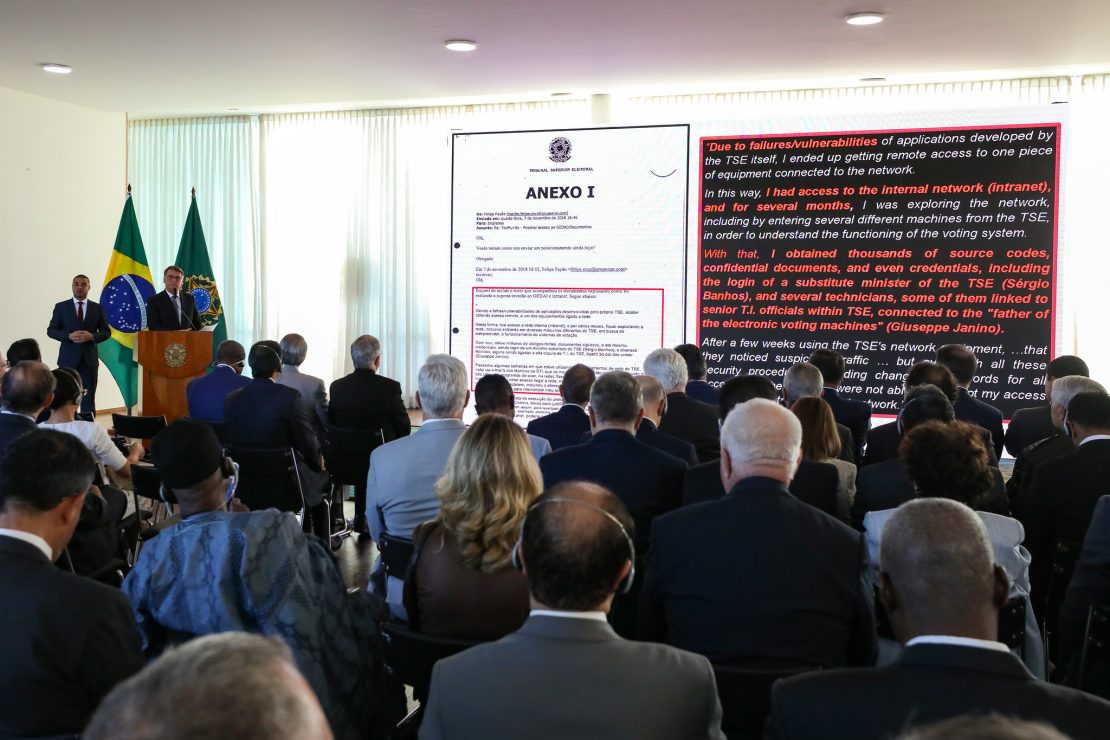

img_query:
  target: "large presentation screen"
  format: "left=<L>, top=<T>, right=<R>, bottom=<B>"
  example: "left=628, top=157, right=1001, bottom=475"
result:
left=451, top=125, right=689, bottom=423
left=697, top=122, right=1061, bottom=418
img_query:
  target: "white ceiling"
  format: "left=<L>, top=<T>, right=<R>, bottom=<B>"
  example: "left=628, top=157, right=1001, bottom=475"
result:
left=1, top=0, right=1108, bottom=116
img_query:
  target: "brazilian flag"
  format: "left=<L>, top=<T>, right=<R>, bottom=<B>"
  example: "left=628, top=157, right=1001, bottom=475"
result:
left=100, top=194, right=156, bottom=409
left=175, top=193, right=227, bottom=356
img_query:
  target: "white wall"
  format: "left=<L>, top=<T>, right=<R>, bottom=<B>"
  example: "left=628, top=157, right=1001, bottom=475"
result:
left=0, top=85, right=127, bottom=410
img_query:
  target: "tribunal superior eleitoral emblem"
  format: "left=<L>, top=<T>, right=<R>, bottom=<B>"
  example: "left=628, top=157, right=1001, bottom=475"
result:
left=164, top=342, right=187, bottom=368
left=549, top=137, right=572, bottom=163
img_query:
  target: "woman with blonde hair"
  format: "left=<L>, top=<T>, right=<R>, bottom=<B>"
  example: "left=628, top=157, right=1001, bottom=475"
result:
left=404, top=413, right=542, bottom=638
left=791, top=396, right=856, bottom=522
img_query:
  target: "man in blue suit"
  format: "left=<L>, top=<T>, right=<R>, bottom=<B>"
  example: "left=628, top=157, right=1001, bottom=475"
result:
left=185, top=340, right=251, bottom=422
left=46, top=275, right=110, bottom=414
left=526, top=363, right=595, bottom=450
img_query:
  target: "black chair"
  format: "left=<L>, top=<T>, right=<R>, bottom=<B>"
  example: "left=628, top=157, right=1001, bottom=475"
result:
left=227, top=446, right=308, bottom=523
left=1043, top=539, right=1083, bottom=676
left=379, top=532, right=414, bottom=582
left=183, top=417, right=229, bottom=446
left=130, top=464, right=181, bottom=555
left=325, top=425, right=385, bottom=539
left=998, top=597, right=1027, bottom=657
left=111, top=413, right=167, bottom=441
left=75, top=411, right=95, bottom=423
left=1076, top=604, right=1110, bottom=697
left=382, top=622, right=481, bottom=732
left=712, top=664, right=817, bottom=739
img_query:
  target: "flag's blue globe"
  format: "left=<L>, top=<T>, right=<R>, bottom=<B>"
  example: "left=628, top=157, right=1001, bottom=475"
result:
left=103, top=274, right=156, bottom=332
left=190, top=287, right=213, bottom=314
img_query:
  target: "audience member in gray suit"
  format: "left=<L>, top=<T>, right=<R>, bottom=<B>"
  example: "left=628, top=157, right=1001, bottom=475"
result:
left=473, top=373, right=551, bottom=461
left=422, top=481, right=724, bottom=740
left=366, top=354, right=469, bottom=617
left=276, top=333, right=329, bottom=443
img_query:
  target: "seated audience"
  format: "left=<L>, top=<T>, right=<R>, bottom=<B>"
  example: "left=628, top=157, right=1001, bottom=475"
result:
left=0, top=430, right=143, bottom=738
left=422, top=482, right=724, bottom=740
left=84, top=633, right=334, bottom=740
left=277, top=332, right=329, bottom=442
left=580, top=374, right=699, bottom=464
left=768, top=499, right=1110, bottom=739
left=641, top=398, right=876, bottom=669
left=782, top=361, right=855, bottom=464
left=644, top=347, right=720, bottom=462
left=366, top=354, right=468, bottom=615
left=1025, top=390, right=1110, bottom=611
left=1006, top=354, right=1089, bottom=458
left=185, top=339, right=250, bottom=422
left=5, top=337, right=42, bottom=365
left=473, top=373, right=551, bottom=460
left=791, top=396, right=856, bottom=522
left=936, top=343, right=1005, bottom=458
left=1059, top=475, right=1110, bottom=675
left=862, top=361, right=960, bottom=466
left=861, top=420, right=1043, bottom=677
left=328, top=334, right=411, bottom=535
left=525, top=363, right=595, bottom=450
left=0, top=360, right=54, bottom=452
left=404, top=414, right=538, bottom=639
left=675, top=343, right=719, bottom=405
left=809, top=347, right=871, bottom=461
left=682, top=374, right=841, bottom=520
left=124, top=419, right=384, bottom=740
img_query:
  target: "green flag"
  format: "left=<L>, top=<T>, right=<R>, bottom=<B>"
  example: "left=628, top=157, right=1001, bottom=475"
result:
left=175, top=193, right=227, bottom=354
left=100, top=194, right=156, bottom=409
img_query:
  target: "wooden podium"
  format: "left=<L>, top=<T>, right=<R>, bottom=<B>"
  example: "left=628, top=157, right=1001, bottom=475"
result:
left=136, top=331, right=213, bottom=422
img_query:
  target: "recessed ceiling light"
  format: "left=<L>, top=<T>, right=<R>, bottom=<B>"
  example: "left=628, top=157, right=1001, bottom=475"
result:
left=41, top=63, right=72, bottom=74
left=845, top=12, right=884, bottom=26
left=445, top=40, right=477, bottom=52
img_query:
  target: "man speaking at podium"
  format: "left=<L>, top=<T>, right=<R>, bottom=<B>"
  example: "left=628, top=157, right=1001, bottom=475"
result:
left=145, top=266, right=200, bottom=331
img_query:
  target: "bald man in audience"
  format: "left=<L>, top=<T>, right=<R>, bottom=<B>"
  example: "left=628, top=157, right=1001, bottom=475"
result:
left=640, top=398, right=875, bottom=668
left=769, top=499, right=1110, bottom=739
left=185, top=339, right=250, bottom=422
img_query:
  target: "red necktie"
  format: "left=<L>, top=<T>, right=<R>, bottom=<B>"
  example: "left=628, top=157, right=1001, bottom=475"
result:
left=77, top=302, right=84, bottom=323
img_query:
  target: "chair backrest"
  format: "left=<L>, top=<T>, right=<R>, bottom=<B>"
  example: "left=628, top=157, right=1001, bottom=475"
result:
left=382, top=622, right=481, bottom=701
left=1044, top=539, right=1083, bottom=628
left=111, top=413, right=167, bottom=441
left=325, top=425, right=385, bottom=487
left=998, top=596, right=1027, bottom=654
left=227, top=446, right=305, bottom=514
left=1077, top=604, right=1110, bottom=697
left=183, top=416, right=229, bottom=445
left=713, top=664, right=817, bottom=739
left=131, top=464, right=174, bottom=504
left=379, top=533, right=414, bottom=581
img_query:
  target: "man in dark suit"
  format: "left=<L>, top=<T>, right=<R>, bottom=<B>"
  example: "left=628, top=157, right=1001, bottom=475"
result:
left=277, top=333, right=329, bottom=443
left=0, top=360, right=55, bottom=454
left=682, top=374, right=841, bottom=520
left=644, top=348, right=720, bottom=462
left=1059, top=494, right=1110, bottom=675
left=145, top=265, right=201, bottom=331
left=526, top=363, right=595, bottom=450
left=809, top=348, right=871, bottom=461
left=862, top=361, right=960, bottom=466
left=225, top=340, right=330, bottom=533
left=0, top=429, right=144, bottom=739
left=422, top=481, right=724, bottom=740
left=579, top=375, right=699, bottom=465
left=47, top=274, right=111, bottom=414
left=768, top=498, right=1110, bottom=739
left=1025, top=391, right=1110, bottom=607
left=328, top=334, right=411, bottom=534
left=782, top=361, right=856, bottom=465
left=186, top=339, right=251, bottom=422
left=675, top=343, right=719, bottom=406
left=937, top=344, right=1004, bottom=458
left=1005, top=354, right=1089, bottom=458
left=640, top=397, right=876, bottom=669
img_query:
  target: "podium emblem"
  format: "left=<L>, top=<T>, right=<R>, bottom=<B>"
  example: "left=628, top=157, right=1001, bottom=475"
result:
left=164, top=342, right=187, bottom=368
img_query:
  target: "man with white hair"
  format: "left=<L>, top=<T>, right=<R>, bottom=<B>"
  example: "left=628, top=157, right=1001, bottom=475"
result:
left=768, top=499, right=1110, bottom=739
left=365, top=354, right=468, bottom=616
left=781, top=361, right=856, bottom=465
left=643, top=348, right=719, bottom=463
left=640, top=398, right=875, bottom=668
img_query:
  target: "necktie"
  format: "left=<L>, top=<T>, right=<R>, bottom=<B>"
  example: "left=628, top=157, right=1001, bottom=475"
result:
left=172, top=293, right=182, bottom=325
left=76, top=302, right=84, bottom=323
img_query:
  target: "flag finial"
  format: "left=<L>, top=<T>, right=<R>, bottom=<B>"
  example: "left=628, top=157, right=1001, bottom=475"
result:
left=126, top=183, right=132, bottom=195
left=191, top=187, right=196, bottom=199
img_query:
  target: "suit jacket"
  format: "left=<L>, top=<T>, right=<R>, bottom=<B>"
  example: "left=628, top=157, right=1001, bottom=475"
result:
left=278, top=364, right=329, bottom=438
left=768, top=643, right=1110, bottom=740
left=581, top=418, right=698, bottom=466
left=683, top=458, right=842, bottom=522
left=822, top=387, right=871, bottom=462
left=526, top=403, right=591, bottom=451
left=47, top=298, right=110, bottom=369
left=224, top=378, right=327, bottom=506
left=955, top=387, right=1005, bottom=459
left=0, top=535, right=144, bottom=739
left=1025, top=438, right=1110, bottom=605
left=852, top=458, right=1010, bottom=529
left=686, top=379, right=719, bottom=406
left=0, top=411, right=37, bottom=455
left=328, top=368, right=411, bottom=442
left=1008, top=432, right=1074, bottom=521
left=834, top=422, right=856, bottom=466
left=540, top=429, right=686, bottom=553
left=422, top=614, right=725, bottom=740
left=1006, top=404, right=1057, bottom=458
left=863, top=421, right=999, bottom=467
left=659, top=392, right=721, bottom=463
left=145, top=289, right=201, bottom=331
left=186, top=365, right=251, bottom=422
left=640, top=476, right=876, bottom=668
left=1060, top=495, right=1110, bottom=668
